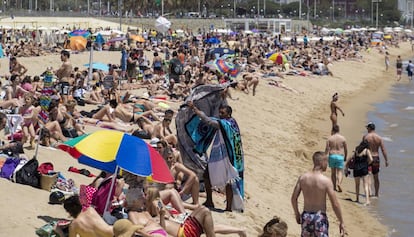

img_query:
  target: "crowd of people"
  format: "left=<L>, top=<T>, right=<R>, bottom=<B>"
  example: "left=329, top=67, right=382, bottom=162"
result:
left=0, top=24, right=401, bottom=236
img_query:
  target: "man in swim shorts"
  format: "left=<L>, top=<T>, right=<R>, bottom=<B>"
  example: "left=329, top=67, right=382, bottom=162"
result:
left=325, top=125, right=348, bottom=192
left=363, top=122, right=389, bottom=197
left=291, top=151, right=345, bottom=237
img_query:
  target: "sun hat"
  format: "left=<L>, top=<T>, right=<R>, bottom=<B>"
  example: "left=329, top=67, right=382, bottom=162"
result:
left=113, top=219, right=143, bottom=237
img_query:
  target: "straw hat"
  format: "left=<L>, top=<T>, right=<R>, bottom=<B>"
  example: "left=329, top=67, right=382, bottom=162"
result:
left=113, top=219, right=143, bottom=237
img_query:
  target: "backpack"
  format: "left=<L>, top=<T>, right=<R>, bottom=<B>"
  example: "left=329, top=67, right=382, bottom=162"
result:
left=13, top=158, right=41, bottom=188
left=172, top=60, right=183, bottom=75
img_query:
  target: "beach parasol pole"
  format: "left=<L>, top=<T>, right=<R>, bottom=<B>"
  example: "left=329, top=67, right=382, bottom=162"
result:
left=103, top=165, right=119, bottom=217
left=87, top=44, right=93, bottom=84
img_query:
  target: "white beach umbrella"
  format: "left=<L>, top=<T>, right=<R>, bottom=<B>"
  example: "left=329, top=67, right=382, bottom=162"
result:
left=359, top=27, right=367, bottom=31
left=49, top=26, right=59, bottom=31
left=2, top=25, right=12, bottom=29
left=343, top=29, right=352, bottom=34
left=281, top=37, right=291, bottom=42
left=55, top=29, right=70, bottom=35
left=393, top=27, right=402, bottom=32
left=368, top=27, right=377, bottom=31
left=38, top=26, right=48, bottom=30
left=404, top=29, right=412, bottom=33
left=155, top=16, right=171, bottom=33
left=93, top=30, right=112, bottom=36
left=350, top=28, right=360, bottom=32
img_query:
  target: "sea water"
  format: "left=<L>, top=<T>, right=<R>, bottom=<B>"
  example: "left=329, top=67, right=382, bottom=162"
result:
left=366, top=80, right=414, bottom=237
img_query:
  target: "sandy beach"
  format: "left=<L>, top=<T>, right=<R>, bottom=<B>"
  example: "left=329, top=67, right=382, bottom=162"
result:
left=0, top=17, right=411, bottom=236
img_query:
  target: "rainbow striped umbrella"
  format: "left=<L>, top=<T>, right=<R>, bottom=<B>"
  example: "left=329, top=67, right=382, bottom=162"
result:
left=266, top=52, right=288, bottom=65
left=205, top=59, right=240, bottom=77
left=58, top=130, right=173, bottom=183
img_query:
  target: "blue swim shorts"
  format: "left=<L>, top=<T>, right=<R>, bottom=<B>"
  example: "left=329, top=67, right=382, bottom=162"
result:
left=328, top=154, right=344, bottom=169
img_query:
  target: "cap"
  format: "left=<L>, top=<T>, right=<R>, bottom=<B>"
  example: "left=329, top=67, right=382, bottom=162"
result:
left=49, top=191, right=65, bottom=205
left=113, top=219, right=144, bottom=237
left=149, top=138, right=160, bottom=147
left=366, top=122, right=375, bottom=130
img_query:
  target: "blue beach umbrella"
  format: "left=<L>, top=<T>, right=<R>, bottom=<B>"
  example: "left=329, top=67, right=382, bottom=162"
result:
left=84, top=62, right=109, bottom=72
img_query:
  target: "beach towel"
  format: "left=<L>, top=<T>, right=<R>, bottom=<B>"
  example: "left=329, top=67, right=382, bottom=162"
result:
left=218, top=118, right=244, bottom=196
left=0, top=157, right=21, bottom=179
left=207, top=118, right=244, bottom=211
left=176, top=83, right=229, bottom=176
left=208, top=132, right=239, bottom=187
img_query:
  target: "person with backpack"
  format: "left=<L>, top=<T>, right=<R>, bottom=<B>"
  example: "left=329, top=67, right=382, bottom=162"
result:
left=169, top=51, right=183, bottom=83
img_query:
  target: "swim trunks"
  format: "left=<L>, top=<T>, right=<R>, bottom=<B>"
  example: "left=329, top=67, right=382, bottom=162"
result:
left=58, top=82, right=70, bottom=95
left=328, top=154, right=344, bottom=169
left=301, top=211, right=329, bottom=237
left=177, top=216, right=203, bottom=237
left=368, top=156, right=380, bottom=175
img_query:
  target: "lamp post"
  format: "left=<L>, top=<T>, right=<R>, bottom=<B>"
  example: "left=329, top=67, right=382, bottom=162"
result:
left=118, top=0, right=122, bottom=31
left=332, top=0, right=335, bottom=21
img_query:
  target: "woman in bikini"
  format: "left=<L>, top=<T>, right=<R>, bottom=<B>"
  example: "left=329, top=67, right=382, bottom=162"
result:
left=330, top=92, right=345, bottom=132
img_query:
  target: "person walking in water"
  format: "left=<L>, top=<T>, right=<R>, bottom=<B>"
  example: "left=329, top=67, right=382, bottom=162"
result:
left=396, top=55, right=403, bottom=81
left=330, top=92, right=345, bottom=133
left=363, top=122, right=389, bottom=197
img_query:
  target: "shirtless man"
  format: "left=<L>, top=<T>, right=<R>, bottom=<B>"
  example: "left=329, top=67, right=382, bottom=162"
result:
left=291, top=151, right=345, bottom=237
left=363, top=122, right=389, bottom=197
left=325, top=125, right=348, bottom=192
left=54, top=50, right=73, bottom=104
left=330, top=92, right=344, bottom=133
left=9, top=57, right=28, bottom=76
left=153, top=117, right=177, bottom=147
left=60, top=195, right=113, bottom=237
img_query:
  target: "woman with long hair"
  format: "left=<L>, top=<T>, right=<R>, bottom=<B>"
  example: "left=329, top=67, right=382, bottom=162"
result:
left=347, top=140, right=373, bottom=205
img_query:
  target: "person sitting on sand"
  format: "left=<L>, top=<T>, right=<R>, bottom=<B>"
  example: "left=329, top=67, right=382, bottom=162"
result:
left=157, top=140, right=199, bottom=205
left=127, top=192, right=246, bottom=237
left=57, top=195, right=113, bottom=237
left=9, top=57, right=28, bottom=76
left=153, top=116, right=177, bottom=147
left=259, top=216, right=288, bottom=237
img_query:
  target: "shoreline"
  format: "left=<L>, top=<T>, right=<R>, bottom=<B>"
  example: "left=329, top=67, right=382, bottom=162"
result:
left=301, top=42, right=412, bottom=236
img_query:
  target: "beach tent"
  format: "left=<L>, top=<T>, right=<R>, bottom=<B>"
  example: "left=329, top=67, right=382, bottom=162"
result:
left=64, top=36, right=87, bottom=51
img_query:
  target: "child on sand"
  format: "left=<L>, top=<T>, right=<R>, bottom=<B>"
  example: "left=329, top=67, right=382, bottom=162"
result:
left=19, top=94, right=36, bottom=148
